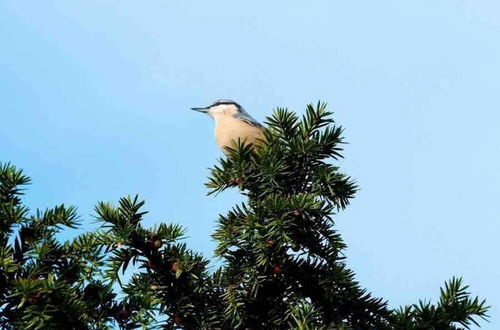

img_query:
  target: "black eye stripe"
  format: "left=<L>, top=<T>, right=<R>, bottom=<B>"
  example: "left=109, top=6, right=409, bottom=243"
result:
left=212, top=101, right=235, bottom=106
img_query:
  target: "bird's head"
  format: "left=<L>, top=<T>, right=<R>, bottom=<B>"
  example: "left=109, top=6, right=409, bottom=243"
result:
left=191, top=99, right=241, bottom=118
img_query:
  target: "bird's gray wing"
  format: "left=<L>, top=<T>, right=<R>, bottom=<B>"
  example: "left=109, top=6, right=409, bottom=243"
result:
left=234, top=109, right=263, bottom=128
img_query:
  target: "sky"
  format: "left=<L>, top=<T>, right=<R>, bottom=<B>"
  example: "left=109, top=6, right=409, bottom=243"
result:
left=0, top=0, right=499, bottom=328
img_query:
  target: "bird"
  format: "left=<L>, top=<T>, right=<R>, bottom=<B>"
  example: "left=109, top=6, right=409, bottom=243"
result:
left=191, top=100, right=264, bottom=152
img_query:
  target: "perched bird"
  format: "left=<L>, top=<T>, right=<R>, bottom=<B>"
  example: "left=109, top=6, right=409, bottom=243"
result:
left=191, top=100, right=264, bottom=152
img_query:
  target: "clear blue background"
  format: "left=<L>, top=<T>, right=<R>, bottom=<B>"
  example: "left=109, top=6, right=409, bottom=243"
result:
left=1, top=1, right=498, bottom=328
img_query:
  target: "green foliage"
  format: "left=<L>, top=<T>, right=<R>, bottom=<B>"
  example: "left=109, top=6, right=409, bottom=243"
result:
left=0, top=163, right=127, bottom=329
left=207, top=102, right=389, bottom=328
left=95, top=195, right=217, bottom=329
left=392, top=277, right=489, bottom=330
left=0, top=102, right=489, bottom=329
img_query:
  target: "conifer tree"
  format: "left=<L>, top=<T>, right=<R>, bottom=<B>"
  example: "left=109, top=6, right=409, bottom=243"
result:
left=205, top=103, right=391, bottom=328
left=0, top=163, right=152, bottom=329
left=202, top=102, right=489, bottom=329
left=0, top=102, right=489, bottom=329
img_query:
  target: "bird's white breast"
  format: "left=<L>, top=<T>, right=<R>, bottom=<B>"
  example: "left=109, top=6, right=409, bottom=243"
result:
left=213, top=114, right=263, bottom=151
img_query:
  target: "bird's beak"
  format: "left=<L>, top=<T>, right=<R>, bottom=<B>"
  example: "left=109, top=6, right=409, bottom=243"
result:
left=191, top=107, right=209, bottom=113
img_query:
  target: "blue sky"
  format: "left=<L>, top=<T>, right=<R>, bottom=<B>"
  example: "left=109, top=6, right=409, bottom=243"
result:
left=1, top=1, right=498, bottom=327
